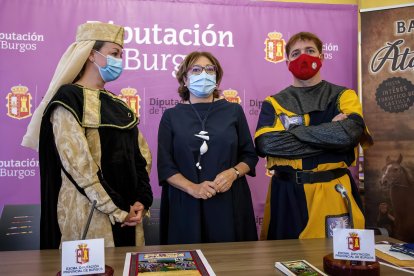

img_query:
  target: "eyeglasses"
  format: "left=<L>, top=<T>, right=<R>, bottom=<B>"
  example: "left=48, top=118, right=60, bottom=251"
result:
left=188, top=65, right=216, bottom=75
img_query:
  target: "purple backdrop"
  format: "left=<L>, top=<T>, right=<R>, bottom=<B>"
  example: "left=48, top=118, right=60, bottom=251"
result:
left=0, top=0, right=357, bottom=234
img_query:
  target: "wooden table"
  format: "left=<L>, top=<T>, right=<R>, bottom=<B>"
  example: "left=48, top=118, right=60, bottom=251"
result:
left=0, top=236, right=410, bottom=275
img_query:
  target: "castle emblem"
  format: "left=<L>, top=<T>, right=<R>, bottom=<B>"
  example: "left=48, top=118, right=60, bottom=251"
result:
left=222, top=89, right=241, bottom=104
left=118, top=87, right=141, bottom=116
left=347, top=232, right=361, bottom=251
left=264, top=32, right=286, bottom=64
left=76, top=243, right=90, bottom=264
left=6, top=85, right=32, bottom=119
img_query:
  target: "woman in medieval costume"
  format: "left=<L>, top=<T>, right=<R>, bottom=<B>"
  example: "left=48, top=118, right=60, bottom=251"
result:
left=21, top=22, right=153, bottom=249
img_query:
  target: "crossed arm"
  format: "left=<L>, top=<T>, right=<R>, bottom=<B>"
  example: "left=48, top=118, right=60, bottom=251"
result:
left=256, top=112, right=364, bottom=159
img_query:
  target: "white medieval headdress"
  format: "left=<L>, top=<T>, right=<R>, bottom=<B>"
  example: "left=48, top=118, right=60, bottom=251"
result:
left=21, top=22, right=124, bottom=150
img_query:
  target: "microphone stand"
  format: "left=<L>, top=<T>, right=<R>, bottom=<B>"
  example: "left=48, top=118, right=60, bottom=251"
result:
left=335, top=184, right=354, bottom=229
left=322, top=184, right=380, bottom=275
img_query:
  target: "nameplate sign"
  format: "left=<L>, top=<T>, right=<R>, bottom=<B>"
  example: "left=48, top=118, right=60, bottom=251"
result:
left=61, top=238, right=105, bottom=275
left=333, top=229, right=375, bottom=262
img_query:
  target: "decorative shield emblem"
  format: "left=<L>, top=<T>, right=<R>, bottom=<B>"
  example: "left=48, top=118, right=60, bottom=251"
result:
left=6, top=85, right=32, bottom=119
left=222, top=89, right=241, bottom=104
left=264, top=32, right=286, bottom=64
left=76, top=243, right=90, bottom=264
left=347, top=233, right=361, bottom=251
left=118, top=87, right=141, bottom=116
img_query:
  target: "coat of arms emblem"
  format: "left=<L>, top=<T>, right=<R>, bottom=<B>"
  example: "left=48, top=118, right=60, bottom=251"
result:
left=6, top=85, right=32, bottom=119
left=119, top=87, right=141, bottom=116
left=222, top=89, right=241, bottom=104
left=264, top=32, right=286, bottom=64
left=76, top=243, right=90, bottom=264
left=347, top=232, right=361, bottom=251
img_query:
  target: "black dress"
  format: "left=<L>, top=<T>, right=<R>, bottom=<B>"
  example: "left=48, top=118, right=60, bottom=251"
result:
left=158, top=99, right=258, bottom=244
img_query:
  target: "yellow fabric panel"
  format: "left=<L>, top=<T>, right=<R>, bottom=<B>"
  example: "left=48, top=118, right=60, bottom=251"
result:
left=138, top=131, right=152, bottom=175
left=267, top=157, right=303, bottom=170
left=299, top=174, right=365, bottom=239
left=254, top=98, right=283, bottom=138
left=135, top=218, right=145, bottom=246
left=337, top=89, right=363, bottom=117
left=254, top=123, right=284, bottom=138
left=303, top=113, right=310, bottom=126
left=255, top=96, right=312, bottom=138
left=268, top=157, right=356, bottom=171
left=338, top=89, right=373, bottom=149
left=269, top=96, right=295, bottom=116
left=256, top=96, right=309, bottom=170
left=83, top=88, right=101, bottom=127
left=267, top=160, right=353, bottom=174
left=316, top=161, right=350, bottom=171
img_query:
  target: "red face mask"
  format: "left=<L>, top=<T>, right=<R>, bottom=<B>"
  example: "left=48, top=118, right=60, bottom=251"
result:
left=288, top=54, right=322, bottom=80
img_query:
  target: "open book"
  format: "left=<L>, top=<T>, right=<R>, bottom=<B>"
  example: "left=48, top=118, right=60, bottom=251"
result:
left=275, top=260, right=327, bottom=276
left=123, top=250, right=215, bottom=276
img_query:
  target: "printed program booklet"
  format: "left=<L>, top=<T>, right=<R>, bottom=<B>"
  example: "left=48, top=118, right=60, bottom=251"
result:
left=123, top=250, right=216, bottom=276
left=275, top=260, right=327, bottom=276
left=376, top=242, right=414, bottom=274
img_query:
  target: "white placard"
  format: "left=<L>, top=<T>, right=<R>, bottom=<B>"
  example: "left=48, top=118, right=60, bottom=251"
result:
left=333, top=229, right=376, bottom=262
left=61, top=238, right=105, bottom=275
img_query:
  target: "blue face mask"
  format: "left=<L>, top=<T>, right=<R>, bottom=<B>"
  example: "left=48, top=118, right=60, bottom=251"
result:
left=94, top=50, right=123, bottom=82
left=188, top=72, right=217, bottom=98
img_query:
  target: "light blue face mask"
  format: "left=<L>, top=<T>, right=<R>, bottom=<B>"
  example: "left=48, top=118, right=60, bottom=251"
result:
left=188, top=72, right=217, bottom=98
left=93, top=50, right=123, bottom=82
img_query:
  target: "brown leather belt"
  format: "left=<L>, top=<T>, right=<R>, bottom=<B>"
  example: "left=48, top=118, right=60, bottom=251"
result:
left=274, top=168, right=349, bottom=185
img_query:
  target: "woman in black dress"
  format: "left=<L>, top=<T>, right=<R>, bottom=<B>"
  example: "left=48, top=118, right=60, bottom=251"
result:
left=157, top=51, right=258, bottom=244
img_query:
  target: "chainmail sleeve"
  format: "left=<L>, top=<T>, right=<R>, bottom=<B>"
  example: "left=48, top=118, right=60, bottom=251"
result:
left=288, top=114, right=364, bottom=150
left=255, top=130, right=323, bottom=159
left=255, top=97, right=324, bottom=159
